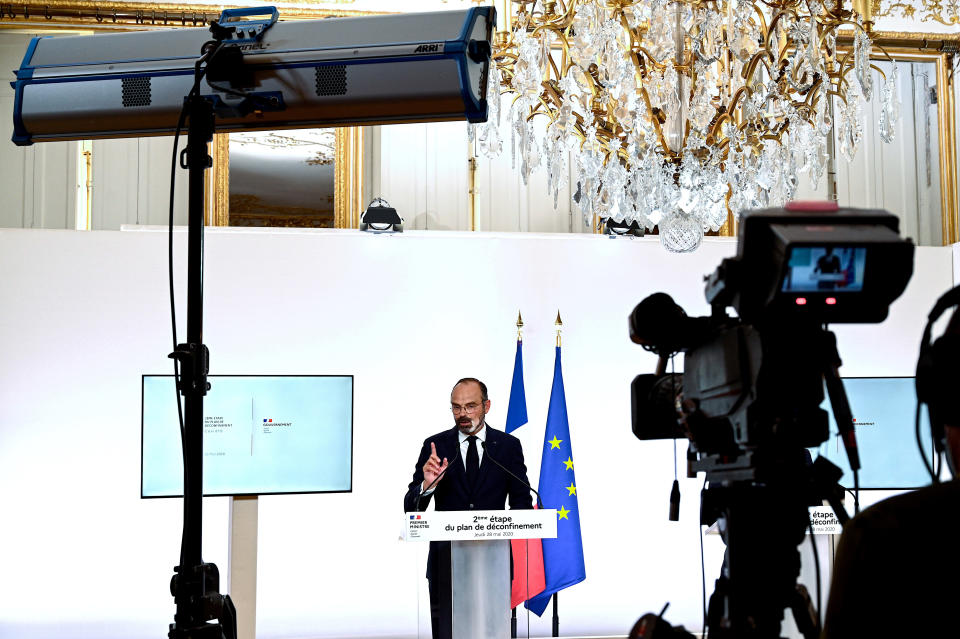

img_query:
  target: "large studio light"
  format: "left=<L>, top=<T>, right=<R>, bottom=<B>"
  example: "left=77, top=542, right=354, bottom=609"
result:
left=12, top=6, right=494, bottom=144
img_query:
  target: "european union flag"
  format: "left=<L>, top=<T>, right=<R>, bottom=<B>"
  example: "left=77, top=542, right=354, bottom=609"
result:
left=505, top=338, right=528, bottom=433
left=525, top=345, right=585, bottom=616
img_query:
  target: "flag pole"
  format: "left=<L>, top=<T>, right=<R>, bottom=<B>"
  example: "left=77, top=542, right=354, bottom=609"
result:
left=552, top=311, right=562, bottom=638
left=524, top=308, right=583, bottom=625
left=511, top=310, right=523, bottom=639
left=552, top=593, right=559, bottom=637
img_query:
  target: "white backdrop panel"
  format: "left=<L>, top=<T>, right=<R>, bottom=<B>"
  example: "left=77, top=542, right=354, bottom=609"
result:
left=0, top=227, right=953, bottom=639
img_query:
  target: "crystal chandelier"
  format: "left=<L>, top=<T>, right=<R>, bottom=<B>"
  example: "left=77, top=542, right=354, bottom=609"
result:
left=472, top=0, right=901, bottom=251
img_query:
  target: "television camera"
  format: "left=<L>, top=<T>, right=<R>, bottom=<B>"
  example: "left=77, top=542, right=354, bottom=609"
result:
left=627, top=203, right=914, bottom=639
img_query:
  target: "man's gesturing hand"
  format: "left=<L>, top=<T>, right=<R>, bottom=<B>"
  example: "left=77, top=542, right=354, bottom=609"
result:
left=422, top=442, right=449, bottom=491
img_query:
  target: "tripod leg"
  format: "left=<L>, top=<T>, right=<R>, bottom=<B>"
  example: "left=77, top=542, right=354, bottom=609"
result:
left=789, top=584, right=819, bottom=639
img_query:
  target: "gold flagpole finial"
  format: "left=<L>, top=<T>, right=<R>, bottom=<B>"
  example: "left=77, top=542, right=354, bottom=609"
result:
left=555, top=310, right=562, bottom=347
left=516, top=311, right=524, bottom=341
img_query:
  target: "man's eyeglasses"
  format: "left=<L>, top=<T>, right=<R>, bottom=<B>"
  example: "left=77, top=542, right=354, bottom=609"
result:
left=450, top=403, right=483, bottom=415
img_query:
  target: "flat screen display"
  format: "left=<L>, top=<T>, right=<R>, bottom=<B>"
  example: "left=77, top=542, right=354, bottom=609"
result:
left=810, top=376, right=940, bottom=490
left=142, top=375, right=353, bottom=497
left=782, top=246, right=867, bottom=293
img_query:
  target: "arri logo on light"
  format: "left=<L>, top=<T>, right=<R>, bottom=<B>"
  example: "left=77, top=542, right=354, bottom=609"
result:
left=414, top=43, right=442, bottom=53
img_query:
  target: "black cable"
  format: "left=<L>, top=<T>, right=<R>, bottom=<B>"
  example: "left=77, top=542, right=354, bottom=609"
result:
left=852, top=471, right=859, bottom=516
left=933, top=434, right=942, bottom=482
left=841, top=487, right=862, bottom=521
left=916, top=400, right=937, bottom=482
left=672, top=355, right=678, bottom=482
left=699, top=479, right=708, bottom=637
left=679, top=356, right=706, bottom=635
left=169, top=85, right=189, bottom=566
left=673, top=438, right=678, bottom=480
left=168, top=35, right=223, bottom=567
left=807, top=516, right=822, bottom=631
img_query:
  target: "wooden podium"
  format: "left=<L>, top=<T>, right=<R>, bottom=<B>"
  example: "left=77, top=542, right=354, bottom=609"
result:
left=404, top=510, right=556, bottom=639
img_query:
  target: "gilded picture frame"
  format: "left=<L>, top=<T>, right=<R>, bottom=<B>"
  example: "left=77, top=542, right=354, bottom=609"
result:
left=838, top=31, right=960, bottom=244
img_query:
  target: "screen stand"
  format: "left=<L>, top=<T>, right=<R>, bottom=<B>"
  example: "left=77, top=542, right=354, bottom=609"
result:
left=228, top=496, right=259, bottom=639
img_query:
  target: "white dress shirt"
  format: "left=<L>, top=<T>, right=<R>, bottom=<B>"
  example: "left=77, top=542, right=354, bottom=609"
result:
left=457, top=423, right=486, bottom=468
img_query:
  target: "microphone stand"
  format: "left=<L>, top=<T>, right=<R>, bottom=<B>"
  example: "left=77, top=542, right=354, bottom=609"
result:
left=482, top=441, right=544, bottom=639
left=481, top=442, right=543, bottom=510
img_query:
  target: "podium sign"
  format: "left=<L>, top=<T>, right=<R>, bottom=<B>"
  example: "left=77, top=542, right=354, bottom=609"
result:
left=807, top=506, right=844, bottom=535
left=404, top=510, right=556, bottom=639
left=404, top=509, right=557, bottom=541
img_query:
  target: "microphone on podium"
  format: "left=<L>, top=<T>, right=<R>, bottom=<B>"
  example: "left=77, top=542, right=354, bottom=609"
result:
left=482, top=440, right=544, bottom=509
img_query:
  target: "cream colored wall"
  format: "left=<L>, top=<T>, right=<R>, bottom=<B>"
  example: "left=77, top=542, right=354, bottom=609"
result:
left=1, top=27, right=953, bottom=243
left=370, top=120, right=587, bottom=233
left=90, top=137, right=190, bottom=230
left=834, top=60, right=945, bottom=246
left=0, top=32, right=76, bottom=229
left=0, top=30, right=191, bottom=231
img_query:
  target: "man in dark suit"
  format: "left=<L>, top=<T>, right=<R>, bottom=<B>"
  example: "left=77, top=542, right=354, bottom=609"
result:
left=403, top=377, right=534, bottom=639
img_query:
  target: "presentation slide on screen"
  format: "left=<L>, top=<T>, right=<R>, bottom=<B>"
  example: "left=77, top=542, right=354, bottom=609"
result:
left=811, top=377, right=939, bottom=489
left=142, top=375, right=353, bottom=497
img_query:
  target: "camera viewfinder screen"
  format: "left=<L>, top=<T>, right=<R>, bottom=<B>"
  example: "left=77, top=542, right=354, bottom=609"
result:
left=781, top=246, right=867, bottom=293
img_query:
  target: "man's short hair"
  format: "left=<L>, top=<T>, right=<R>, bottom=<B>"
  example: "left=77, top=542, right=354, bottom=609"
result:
left=453, top=377, right=488, bottom=401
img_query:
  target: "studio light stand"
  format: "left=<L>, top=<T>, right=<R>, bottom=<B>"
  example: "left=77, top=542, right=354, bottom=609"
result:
left=167, top=86, right=236, bottom=639
left=166, top=14, right=270, bottom=638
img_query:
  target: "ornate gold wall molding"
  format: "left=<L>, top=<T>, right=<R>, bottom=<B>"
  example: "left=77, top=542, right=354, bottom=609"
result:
left=846, top=30, right=960, bottom=52
left=0, top=1, right=383, bottom=30
left=0, top=2, right=216, bottom=29
left=211, top=133, right=229, bottom=227
left=878, top=0, right=960, bottom=27
left=335, top=127, right=364, bottom=229
left=936, top=54, right=958, bottom=244
left=828, top=36, right=958, bottom=245
left=882, top=50, right=958, bottom=245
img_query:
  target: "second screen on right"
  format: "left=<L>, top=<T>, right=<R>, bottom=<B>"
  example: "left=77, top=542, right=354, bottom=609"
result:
left=811, top=376, right=940, bottom=489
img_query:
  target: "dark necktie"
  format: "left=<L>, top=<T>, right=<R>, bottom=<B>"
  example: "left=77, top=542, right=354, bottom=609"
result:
left=466, top=435, right=479, bottom=486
